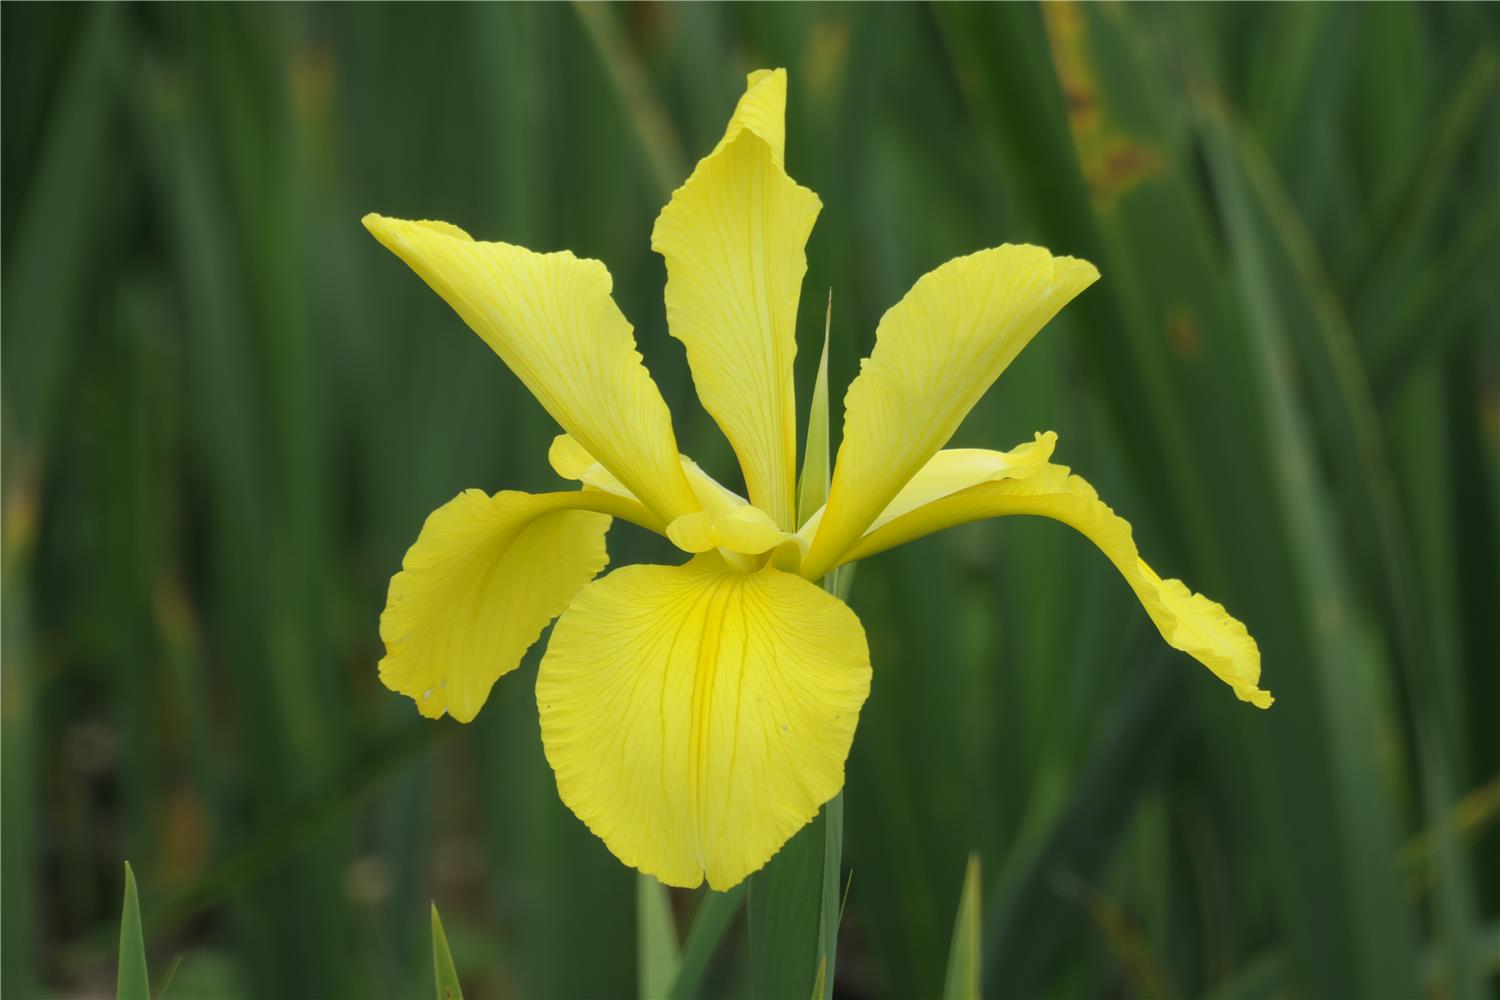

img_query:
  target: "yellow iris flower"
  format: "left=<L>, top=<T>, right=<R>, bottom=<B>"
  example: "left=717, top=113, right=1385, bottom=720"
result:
left=364, top=69, right=1271, bottom=891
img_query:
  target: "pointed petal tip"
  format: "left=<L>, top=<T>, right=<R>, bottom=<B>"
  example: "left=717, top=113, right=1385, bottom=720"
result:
left=747, top=66, right=786, bottom=87
left=361, top=213, right=475, bottom=246
left=1051, top=253, right=1101, bottom=293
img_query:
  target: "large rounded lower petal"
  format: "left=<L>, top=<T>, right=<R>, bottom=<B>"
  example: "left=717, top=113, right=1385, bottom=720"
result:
left=380, top=489, right=630, bottom=723
left=537, top=555, right=871, bottom=889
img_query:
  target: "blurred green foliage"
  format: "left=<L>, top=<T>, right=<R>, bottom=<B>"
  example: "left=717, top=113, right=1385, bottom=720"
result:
left=3, top=3, right=1497, bottom=997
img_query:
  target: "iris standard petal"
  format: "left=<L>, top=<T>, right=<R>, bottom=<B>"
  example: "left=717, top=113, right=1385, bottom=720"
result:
left=536, top=554, right=872, bottom=889
left=652, top=69, right=821, bottom=531
left=363, top=215, right=701, bottom=523
left=380, top=488, right=652, bottom=723
left=802, top=246, right=1098, bottom=579
left=839, top=459, right=1271, bottom=707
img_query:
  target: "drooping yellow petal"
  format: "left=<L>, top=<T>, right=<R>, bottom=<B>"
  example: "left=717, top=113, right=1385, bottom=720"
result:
left=802, top=247, right=1099, bottom=579
left=794, top=433, right=1057, bottom=569
left=652, top=68, right=821, bottom=531
left=839, top=460, right=1271, bottom=707
left=536, top=554, right=872, bottom=889
left=866, top=431, right=1058, bottom=533
left=363, top=215, right=701, bottom=523
left=380, top=488, right=652, bottom=723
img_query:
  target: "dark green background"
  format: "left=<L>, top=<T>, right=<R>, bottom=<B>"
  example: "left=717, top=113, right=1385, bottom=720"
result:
left=3, top=3, right=1497, bottom=997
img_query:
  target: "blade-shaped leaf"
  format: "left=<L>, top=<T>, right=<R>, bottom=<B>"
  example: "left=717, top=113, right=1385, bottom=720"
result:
left=942, top=853, right=982, bottom=1000
left=637, top=875, right=680, bottom=999
left=431, top=902, right=463, bottom=1000
left=117, top=862, right=150, bottom=1000
left=798, top=291, right=833, bottom=530
left=666, top=885, right=745, bottom=1000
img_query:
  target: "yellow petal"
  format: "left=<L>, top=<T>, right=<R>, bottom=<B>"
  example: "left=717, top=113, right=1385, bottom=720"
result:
left=363, top=215, right=701, bottom=523
left=714, top=67, right=788, bottom=165
left=552, top=432, right=788, bottom=559
left=537, top=555, right=872, bottom=889
left=380, top=489, right=636, bottom=723
left=867, top=432, right=1058, bottom=533
left=652, top=68, right=821, bottom=531
left=666, top=505, right=786, bottom=558
left=802, top=247, right=1099, bottom=579
left=549, top=432, right=745, bottom=516
left=839, top=459, right=1270, bottom=707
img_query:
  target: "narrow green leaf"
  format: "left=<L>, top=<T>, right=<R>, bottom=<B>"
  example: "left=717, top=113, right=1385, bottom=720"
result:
left=815, top=792, right=843, bottom=999
left=154, top=955, right=184, bottom=1000
left=798, top=290, right=834, bottom=530
left=117, top=862, right=150, bottom=1000
left=1197, top=93, right=1485, bottom=998
left=982, top=659, right=1183, bottom=997
left=431, top=902, right=463, bottom=1000
left=749, top=789, right=838, bottom=997
left=570, top=0, right=686, bottom=202
left=666, top=885, right=745, bottom=1000
left=1197, top=102, right=1422, bottom=997
left=637, top=875, right=680, bottom=999
left=942, top=854, right=982, bottom=1000
left=2, top=4, right=124, bottom=457
left=748, top=564, right=849, bottom=999
left=811, top=955, right=827, bottom=1000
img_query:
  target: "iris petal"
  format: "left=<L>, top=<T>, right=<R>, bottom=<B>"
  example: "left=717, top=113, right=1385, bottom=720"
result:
left=380, top=489, right=634, bottom=723
left=537, top=554, right=871, bottom=888
left=363, top=215, right=701, bottom=524
left=653, top=69, right=820, bottom=530
left=840, top=455, right=1271, bottom=707
left=803, top=246, right=1098, bottom=578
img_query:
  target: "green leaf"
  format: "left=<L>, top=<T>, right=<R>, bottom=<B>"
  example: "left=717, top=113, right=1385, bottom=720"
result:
left=941, top=853, right=982, bottom=1000
left=1196, top=101, right=1422, bottom=998
left=748, top=799, right=842, bottom=998
left=797, top=290, right=834, bottom=530
left=153, top=956, right=185, bottom=1000
left=748, top=552, right=849, bottom=1000
left=430, top=902, right=463, bottom=1000
left=636, top=875, right=680, bottom=999
left=666, top=885, right=745, bottom=1000
left=117, top=862, right=150, bottom=1000
left=815, top=792, right=843, bottom=999
left=982, top=659, right=1183, bottom=997
left=571, top=1, right=686, bottom=202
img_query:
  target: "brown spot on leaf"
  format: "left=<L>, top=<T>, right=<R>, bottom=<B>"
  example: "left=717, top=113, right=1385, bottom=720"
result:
left=1167, top=306, right=1201, bottom=359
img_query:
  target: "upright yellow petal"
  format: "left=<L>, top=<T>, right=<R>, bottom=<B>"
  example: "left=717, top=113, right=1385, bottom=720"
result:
left=840, top=459, right=1271, bottom=707
left=537, top=555, right=871, bottom=889
left=802, top=247, right=1098, bottom=579
left=380, top=488, right=649, bottom=723
left=363, top=216, right=700, bottom=523
left=652, top=69, right=821, bottom=531
left=714, top=67, right=788, bottom=164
